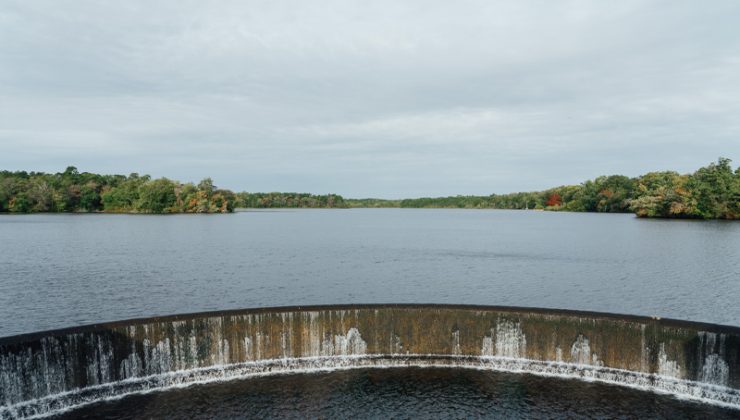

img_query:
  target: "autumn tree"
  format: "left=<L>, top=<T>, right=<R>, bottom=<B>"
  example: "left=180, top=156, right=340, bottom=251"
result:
left=545, top=192, right=562, bottom=207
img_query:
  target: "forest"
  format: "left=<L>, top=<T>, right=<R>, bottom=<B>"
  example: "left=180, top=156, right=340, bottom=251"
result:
left=1, top=158, right=738, bottom=218
left=390, top=158, right=740, bottom=220
left=0, top=167, right=350, bottom=213
left=0, top=167, right=237, bottom=213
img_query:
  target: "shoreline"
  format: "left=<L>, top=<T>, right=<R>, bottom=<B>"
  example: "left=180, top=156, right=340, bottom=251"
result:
left=2, top=207, right=738, bottom=220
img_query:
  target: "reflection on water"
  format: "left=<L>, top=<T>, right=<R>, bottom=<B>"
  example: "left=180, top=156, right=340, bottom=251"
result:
left=57, top=368, right=740, bottom=419
left=1, top=209, right=739, bottom=337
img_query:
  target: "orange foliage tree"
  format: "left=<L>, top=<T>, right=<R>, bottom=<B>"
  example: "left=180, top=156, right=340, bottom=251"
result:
left=545, top=192, right=562, bottom=207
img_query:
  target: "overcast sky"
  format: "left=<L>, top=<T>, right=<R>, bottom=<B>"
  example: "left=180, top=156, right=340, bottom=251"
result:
left=1, top=1, right=739, bottom=197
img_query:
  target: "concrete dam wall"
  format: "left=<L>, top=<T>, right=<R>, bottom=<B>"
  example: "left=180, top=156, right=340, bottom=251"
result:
left=1, top=304, right=739, bottom=418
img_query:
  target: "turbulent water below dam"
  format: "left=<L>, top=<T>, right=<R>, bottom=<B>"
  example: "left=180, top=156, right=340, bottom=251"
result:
left=56, top=368, right=740, bottom=419
left=1, top=305, right=739, bottom=418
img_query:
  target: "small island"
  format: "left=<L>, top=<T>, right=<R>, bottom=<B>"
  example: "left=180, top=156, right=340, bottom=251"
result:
left=0, top=158, right=738, bottom=219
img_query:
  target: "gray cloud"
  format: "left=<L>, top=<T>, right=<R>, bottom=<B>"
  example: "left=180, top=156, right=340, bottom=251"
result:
left=1, top=0, right=739, bottom=197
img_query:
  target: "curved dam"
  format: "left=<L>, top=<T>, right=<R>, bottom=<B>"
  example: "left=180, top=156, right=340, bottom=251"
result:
left=1, top=304, right=739, bottom=418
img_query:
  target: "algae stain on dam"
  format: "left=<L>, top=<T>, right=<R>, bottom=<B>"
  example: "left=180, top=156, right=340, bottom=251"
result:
left=1, top=304, right=739, bottom=418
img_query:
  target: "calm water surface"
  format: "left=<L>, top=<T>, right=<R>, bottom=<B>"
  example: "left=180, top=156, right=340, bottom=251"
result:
left=58, top=368, right=740, bottom=419
left=1, top=209, right=739, bottom=337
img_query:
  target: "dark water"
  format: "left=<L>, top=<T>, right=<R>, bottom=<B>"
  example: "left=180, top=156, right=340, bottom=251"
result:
left=57, top=368, right=739, bottom=419
left=1, top=209, right=739, bottom=337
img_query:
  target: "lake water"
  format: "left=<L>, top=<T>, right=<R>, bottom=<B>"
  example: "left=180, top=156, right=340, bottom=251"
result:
left=1, top=209, right=739, bottom=337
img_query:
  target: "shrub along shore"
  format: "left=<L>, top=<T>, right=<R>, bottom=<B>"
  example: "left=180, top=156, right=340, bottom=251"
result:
left=1, top=158, right=738, bottom=219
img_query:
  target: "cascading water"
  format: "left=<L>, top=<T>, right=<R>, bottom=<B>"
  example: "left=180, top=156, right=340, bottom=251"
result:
left=0, top=304, right=739, bottom=419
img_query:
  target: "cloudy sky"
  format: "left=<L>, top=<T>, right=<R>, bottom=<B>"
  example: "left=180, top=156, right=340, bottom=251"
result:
left=1, top=1, right=739, bottom=197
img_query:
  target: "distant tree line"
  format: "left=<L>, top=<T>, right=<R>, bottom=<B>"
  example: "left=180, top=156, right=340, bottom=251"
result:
left=234, top=192, right=346, bottom=208
left=0, top=167, right=235, bottom=213
left=2, top=158, right=738, bottom=218
left=394, top=158, right=740, bottom=219
left=345, top=198, right=402, bottom=208
left=0, top=167, right=350, bottom=213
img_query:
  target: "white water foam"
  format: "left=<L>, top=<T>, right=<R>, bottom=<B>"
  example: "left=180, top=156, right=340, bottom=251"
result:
left=481, top=320, right=526, bottom=358
left=658, top=343, right=681, bottom=378
left=2, top=354, right=739, bottom=419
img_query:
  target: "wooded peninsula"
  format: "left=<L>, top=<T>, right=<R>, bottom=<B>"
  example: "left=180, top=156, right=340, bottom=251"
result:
left=1, top=158, right=738, bottom=219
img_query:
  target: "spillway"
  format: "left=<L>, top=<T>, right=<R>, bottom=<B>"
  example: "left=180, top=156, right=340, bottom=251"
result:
left=1, top=304, right=739, bottom=418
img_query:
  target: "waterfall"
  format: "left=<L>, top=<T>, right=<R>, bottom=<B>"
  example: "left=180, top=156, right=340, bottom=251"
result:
left=658, top=343, right=681, bottom=378
left=1, top=304, right=738, bottom=418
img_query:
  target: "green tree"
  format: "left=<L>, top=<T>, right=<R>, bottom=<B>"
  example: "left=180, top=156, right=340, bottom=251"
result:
left=9, top=193, right=30, bottom=212
left=0, top=177, right=18, bottom=212
left=79, top=182, right=102, bottom=211
left=197, top=178, right=215, bottom=196
left=101, top=175, right=148, bottom=211
left=137, top=178, right=177, bottom=213
left=27, top=179, right=54, bottom=212
left=688, top=157, right=736, bottom=219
